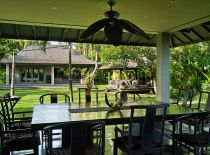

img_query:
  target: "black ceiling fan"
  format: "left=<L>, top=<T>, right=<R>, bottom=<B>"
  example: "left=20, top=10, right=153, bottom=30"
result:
left=80, top=0, right=150, bottom=46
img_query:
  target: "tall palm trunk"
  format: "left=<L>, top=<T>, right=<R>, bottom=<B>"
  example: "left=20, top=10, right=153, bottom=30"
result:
left=10, top=52, right=15, bottom=96
left=68, top=42, right=74, bottom=102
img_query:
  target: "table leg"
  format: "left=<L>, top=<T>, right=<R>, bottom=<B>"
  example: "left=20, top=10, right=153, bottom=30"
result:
left=78, top=89, right=81, bottom=103
left=120, top=92, right=127, bottom=102
left=96, top=89, right=98, bottom=103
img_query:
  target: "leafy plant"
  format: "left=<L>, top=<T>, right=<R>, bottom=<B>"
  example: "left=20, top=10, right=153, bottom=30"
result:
left=84, top=71, right=93, bottom=88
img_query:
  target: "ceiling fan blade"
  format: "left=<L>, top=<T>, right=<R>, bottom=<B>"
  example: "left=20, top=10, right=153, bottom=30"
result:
left=80, top=19, right=109, bottom=39
left=104, top=22, right=123, bottom=46
left=118, top=19, right=150, bottom=40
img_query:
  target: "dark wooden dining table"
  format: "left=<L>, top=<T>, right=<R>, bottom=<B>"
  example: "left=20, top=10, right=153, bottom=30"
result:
left=31, top=101, right=203, bottom=130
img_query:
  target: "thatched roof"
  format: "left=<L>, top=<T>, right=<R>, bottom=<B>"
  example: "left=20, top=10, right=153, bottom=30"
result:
left=100, top=60, right=139, bottom=70
left=0, top=44, right=95, bottom=67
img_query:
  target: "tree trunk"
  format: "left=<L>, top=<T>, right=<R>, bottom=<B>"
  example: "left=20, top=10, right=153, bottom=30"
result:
left=68, top=43, right=74, bottom=102
left=10, top=52, right=15, bottom=96
left=90, top=47, right=99, bottom=85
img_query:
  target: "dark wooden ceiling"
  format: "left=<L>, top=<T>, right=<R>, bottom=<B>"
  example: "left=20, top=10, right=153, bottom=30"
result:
left=0, top=21, right=209, bottom=47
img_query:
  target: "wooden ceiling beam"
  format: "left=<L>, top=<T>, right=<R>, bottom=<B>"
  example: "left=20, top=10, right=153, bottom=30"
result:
left=190, top=28, right=204, bottom=40
left=62, top=28, right=68, bottom=41
left=32, top=26, right=37, bottom=40
left=0, top=24, right=2, bottom=36
left=202, top=24, right=210, bottom=33
left=171, top=34, right=185, bottom=45
left=15, top=25, right=19, bottom=38
left=48, top=27, right=51, bottom=40
left=180, top=32, right=194, bottom=43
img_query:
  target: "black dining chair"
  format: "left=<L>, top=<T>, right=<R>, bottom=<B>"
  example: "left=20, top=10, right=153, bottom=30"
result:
left=170, top=112, right=210, bottom=155
left=0, top=122, right=40, bottom=155
left=39, top=93, right=70, bottom=143
left=0, top=94, right=32, bottom=130
left=0, top=98, right=40, bottom=155
left=165, top=88, right=194, bottom=138
left=43, top=121, right=105, bottom=155
left=112, top=104, right=168, bottom=155
left=179, top=91, right=210, bottom=133
left=105, top=89, right=123, bottom=110
left=197, top=91, right=210, bottom=111
left=172, top=88, right=194, bottom=107
left=39, top=93, right=70, bottom=104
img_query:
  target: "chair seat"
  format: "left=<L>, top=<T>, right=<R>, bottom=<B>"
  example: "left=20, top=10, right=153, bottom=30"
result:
left=10, top=119, right=32, bottom=129
left=51, top=144, right=99, bottom=155
left=52, top=147, right=71, bottom=155
left=174, top=131, right=208, bottom=146
left=113, top=136, right=161, bottom=151
left=4, top=131, right=40, bottom=150
left=181, top=115, right=209, bottom=125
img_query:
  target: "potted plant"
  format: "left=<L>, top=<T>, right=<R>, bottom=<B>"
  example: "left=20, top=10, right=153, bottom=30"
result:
left=84, top=71, right=93, bottom=102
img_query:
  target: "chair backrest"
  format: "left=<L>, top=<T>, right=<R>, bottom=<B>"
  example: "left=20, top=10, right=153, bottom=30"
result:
left=44, top=121, right=105, bottom=155
left=0, top=96, right=13, bottom=130
left=198, top=91, right=210, bottom=111
left=105, top=89, right=122, bottom=109
left=176, top=89, right=193, bottom=107
left=128, top=104, right=168, bottom=152
left=39, top=93, right=70, bottom=104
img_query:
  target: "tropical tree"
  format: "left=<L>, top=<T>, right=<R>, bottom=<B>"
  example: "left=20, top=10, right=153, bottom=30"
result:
left=0, top=39, right=31, bottom=95
left=170, top=41, right=210, bottom=94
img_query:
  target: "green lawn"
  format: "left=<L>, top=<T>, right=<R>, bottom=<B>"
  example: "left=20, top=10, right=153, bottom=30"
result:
left=0, top=84, right=156, bottom=112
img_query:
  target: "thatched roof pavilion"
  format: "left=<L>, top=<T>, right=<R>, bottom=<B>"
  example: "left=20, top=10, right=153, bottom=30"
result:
left=0, top=44, right=95, bottom=67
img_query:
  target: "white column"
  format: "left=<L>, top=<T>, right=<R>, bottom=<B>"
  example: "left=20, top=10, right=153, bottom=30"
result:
left=6, top=64, right=10, bottom=85
left=51, top=66, right=54, bottom=85
left=156, top=32, right=170, bottom=103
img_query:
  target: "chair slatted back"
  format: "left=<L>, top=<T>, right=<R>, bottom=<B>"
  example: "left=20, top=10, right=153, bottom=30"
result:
left=39, top=94, right=70, bottom=104
left=176, top=89, right=193, bottom=107
left=128, top=104, right=168, bottom=151
left=198, top=91, right=210, bottom=111
left=206, top=92, right=210, bottom=111
left=0, top=96, right=12, bottom=130
left=44, top=121, right=105, bottom=155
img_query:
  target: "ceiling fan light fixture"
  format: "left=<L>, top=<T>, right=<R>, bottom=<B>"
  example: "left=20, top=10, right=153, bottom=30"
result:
left=104, top=11, right=119, bottom=18
left=80, top=0, right=149, bottom=45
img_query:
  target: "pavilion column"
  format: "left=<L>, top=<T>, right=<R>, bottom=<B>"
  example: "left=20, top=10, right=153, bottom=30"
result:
left=6, top=64, right=10, bottom=85
left=108, top=71, right=110, bottom=83
left=51, top=65, right=54, bottom=85
left=156, top=32, right=170, bottom=103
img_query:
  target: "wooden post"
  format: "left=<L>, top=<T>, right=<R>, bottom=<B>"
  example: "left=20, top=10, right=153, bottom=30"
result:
left=68, top=43, right=74, bottom=102
left=10, top=52, right=15, bottom=96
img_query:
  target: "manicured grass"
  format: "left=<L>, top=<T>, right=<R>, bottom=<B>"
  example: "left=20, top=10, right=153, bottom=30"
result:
left=0, top=84, right=156, bottom=112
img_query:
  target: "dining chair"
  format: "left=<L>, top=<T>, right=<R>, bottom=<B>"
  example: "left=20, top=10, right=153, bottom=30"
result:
left=39, top=93, right=70, bottom=104
left=105, top=89, right=123, bottom=110
left=43, top=121, right=105, bottom=155
left=170, top=112, right=210, bottom=155
left=172, top=88, right=194, bottom=107
left=112, top=104, right=168, bottom=155
left=0, top=98, right=40, bottom=155
left=0, top=94, right=32, bottom=130
left=179, top=91, right=210, bottom=132
left=39, top=93, right=70, bottom=143
left=165, top=88, right=194, bottom=138
left=197, top=91, right=210, bottom=111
